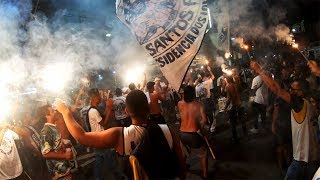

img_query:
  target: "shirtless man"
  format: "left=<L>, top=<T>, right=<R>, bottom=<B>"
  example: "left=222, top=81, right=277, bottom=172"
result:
left=225, top=76, right=247, bottom=143
left=178, top=85, right=208, bottom=178
left=146, top=81, right=167, bottom=124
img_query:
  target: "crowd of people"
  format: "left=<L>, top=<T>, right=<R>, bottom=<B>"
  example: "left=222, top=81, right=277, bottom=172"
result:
left=1, top=57, right=320, bottom=180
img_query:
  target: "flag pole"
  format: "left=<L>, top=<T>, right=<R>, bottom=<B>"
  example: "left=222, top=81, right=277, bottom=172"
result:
left=204, top=136, right=216, bottom=160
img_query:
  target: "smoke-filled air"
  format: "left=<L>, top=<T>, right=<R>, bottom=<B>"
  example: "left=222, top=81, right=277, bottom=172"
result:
left=0, top=0, right=149, bottom=111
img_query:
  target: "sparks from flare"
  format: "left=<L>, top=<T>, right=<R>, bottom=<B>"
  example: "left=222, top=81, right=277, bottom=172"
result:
left=241, top=45, right=251, bottom=60
left=234, top=38, right=251, bottom=60
left=292, top=43, right=308, bottom=62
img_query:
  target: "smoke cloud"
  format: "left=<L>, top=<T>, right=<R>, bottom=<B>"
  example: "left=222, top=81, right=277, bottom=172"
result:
left=0, top=0, right=303, bottom=111
left=208, top=0, right=295, bottom=50
left=0, top=0, right=150, bottom=107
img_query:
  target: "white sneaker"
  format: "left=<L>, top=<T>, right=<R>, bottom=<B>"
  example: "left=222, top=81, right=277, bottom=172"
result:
left=210, top=128, right=216, bottom=133
left=249, top=128, right=259, bottom=134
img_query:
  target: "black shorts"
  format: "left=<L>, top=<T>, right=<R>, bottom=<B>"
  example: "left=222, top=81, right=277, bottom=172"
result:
left=179, top=132, right=206, bottom=149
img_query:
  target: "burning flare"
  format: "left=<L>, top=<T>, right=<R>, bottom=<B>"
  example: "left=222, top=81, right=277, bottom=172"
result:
left=292, top=43, right=299, bottom=49
left=224, top=52, right=231, bottom=59
left=41, top=62, right=74, bottom=93
left=123, top=65, right=146, bottom=84
left=221, top=64, right=233, bottom=76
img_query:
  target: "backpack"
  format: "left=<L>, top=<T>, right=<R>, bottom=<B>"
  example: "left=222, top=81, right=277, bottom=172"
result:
left=131, top=122, right=180, bottom=179
left=81, top=106, right=105, bottom=132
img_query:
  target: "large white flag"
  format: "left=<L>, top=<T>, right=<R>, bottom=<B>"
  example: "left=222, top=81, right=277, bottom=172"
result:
left=116, top=0, right=209, bottom=90
left=209, top=0, right=229, bottom=52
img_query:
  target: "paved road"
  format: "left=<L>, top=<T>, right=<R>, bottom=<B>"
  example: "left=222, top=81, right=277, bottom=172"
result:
left=184, top=111, right=284, bottom=180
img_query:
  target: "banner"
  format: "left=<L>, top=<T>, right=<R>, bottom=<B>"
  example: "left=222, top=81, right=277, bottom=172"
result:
left=209, top=0, right=229, bottom=52
left=116, top=0, right=209, bottom=90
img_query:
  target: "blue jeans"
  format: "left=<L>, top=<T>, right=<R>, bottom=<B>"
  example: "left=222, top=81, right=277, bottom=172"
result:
left=94, top=149, right=124, bottom=180
left=285, top=159, right=319, bottom=180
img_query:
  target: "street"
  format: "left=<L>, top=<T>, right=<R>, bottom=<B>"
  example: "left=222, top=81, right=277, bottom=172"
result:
left=185, top=111, right=284, bottom=180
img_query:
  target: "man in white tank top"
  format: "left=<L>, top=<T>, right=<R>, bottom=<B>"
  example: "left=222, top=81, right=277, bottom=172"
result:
left=251, top=61, right=320, bottom=180
left=53, top=90, right=186, bottom=179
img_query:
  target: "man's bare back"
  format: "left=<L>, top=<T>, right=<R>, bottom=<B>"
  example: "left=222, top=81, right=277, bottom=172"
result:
left=178, top=100, right=207, bottom=132
left=226, top=82, right=241, bottom=107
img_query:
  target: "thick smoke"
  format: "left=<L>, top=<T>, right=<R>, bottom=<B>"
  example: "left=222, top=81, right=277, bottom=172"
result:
left=274, top=24, right=294, bottom=44
left=0, top=0, right=302, bottom=111
left=208, top=0, right=294, bottom=51
left=0, top=0, right=148, bottom=107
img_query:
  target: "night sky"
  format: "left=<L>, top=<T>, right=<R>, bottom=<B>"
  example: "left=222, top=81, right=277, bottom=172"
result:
left=32, top=0, right=320, bottom=43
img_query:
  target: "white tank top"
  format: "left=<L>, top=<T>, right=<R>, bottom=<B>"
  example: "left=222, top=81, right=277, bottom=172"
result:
left=0, top=129, right=23, bottom=179
left=122, top=124, right=173, bottom=156
left=291, top=100, right=320, bottom=162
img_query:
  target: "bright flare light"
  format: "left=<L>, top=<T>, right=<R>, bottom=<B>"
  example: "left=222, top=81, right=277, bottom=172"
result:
left=81, top=77, right=90, bottom=87
left=223, top=69, right=233, bottom=76
left=0, top=87, right=13, bottom=123
left=224, top=52, right=231, bottom=59
left=221, top=64, right=233, bottom=76
left=0, top=61, right=29, bottom=122
left=292, top=43, right=299, bottom=49
left=41, top=62, right=73, bottom=93
left=124, top=65, right=146, bottom=84
left=243, top=45, right=249, bottom=50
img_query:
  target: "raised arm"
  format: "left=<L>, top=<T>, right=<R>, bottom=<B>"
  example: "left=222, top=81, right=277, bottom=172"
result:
left=140, top=73, right=147, bottom=90
left=54, top=99, right=122, bottom=150
left=207, top=66, right=215, bottom=80
left=308, top=60, right=320, bottom=77
left=184, top=69, right=195, bottom=87
left=250, top=61, right=291, bottom=103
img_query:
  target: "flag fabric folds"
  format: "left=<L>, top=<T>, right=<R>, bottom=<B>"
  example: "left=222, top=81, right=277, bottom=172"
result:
left=116, top=0, right=209, bottom=90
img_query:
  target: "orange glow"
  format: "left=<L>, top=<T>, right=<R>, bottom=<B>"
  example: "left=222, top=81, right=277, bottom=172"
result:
left=292, top=43, right=299, bottom=49
left=224, top=52, right=231, bottom=59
